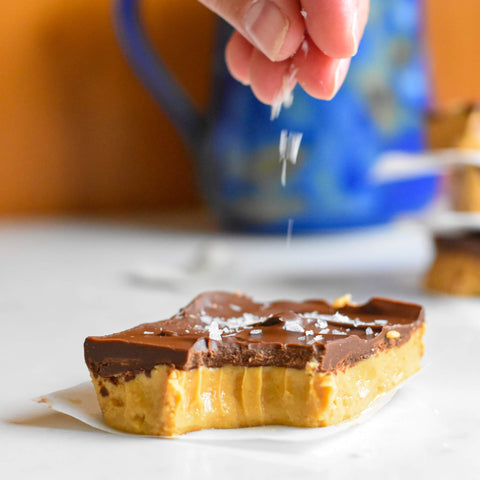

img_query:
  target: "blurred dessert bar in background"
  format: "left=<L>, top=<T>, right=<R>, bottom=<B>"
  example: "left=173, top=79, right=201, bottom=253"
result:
left=428, top=104, right=480, bottom=212
left=425, top=104, right=480, bottom=295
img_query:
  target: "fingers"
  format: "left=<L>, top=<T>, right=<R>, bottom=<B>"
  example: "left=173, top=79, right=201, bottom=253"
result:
left=199, top=0, right=305, bottom=61
left=248, top=49, right=296, bottom=104
left=226, top=32, right=295, bottom=104
left=294, top=36, right=350, bottom=100
left=225, top=32, right=254, bottom=85
left=300, top=0, right=370, bottom=58
left=220, top=0, right=368, bottom=104
left=226, top=33, right=350, bottom=104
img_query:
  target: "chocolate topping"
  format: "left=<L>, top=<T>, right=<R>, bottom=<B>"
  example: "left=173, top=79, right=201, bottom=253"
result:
left=435, top=231, right=480, bottom=257
left=84, top=291, right=425, bottom=380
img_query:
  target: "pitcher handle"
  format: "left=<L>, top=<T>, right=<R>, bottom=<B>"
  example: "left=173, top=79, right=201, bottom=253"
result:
left=114, top=0, right=206, bottom=152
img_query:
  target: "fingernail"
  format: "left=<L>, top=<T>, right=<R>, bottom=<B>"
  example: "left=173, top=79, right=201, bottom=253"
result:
left=245, top=1, right=289, bottom=61
left=351, top=8, right=360, bottom=55
left=327, top=59, right=350, bottom=100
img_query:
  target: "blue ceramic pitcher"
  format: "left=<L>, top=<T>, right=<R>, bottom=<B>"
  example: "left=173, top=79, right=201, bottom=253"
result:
left=115, top=0, right=437, bottom=233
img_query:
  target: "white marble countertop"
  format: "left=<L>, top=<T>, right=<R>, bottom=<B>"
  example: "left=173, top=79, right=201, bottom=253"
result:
left=1, top=219, right=479, bottom=479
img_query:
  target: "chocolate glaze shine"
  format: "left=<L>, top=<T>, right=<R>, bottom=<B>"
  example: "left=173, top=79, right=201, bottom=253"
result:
left=84, top=292, right=425, bottom=380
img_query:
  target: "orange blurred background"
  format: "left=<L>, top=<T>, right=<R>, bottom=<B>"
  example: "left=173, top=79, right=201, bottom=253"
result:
left=0, top=0, right=479, bottom=216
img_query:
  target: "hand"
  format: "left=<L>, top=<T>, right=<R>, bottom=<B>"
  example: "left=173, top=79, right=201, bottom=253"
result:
left=198, top=0, right=369, bottom=105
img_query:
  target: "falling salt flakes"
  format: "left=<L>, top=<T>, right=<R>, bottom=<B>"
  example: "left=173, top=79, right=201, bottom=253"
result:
left=300, top=9, right=307, bottom=19
left=270, top=65, right=298, bottom=120
left=279, top=129, right=288, bottom=185
left=270, top=88, right=294, bottom=121
left=279, top=130, right=303, bottom=187
left=286, top=218, right=294, bottom=247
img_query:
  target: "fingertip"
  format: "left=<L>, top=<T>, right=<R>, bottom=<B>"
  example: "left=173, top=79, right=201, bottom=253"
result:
left=248, top=49, right=295, bottom=105
left=225, top=32, right=254, bottom=85
left=294, top=38, right=350, bottom=100
left=300, top=0, right=368, bottom=58
left=326, top=58, right=350, bottom=100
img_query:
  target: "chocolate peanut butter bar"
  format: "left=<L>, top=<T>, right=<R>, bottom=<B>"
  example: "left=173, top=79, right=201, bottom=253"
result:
left=85, top=291, right=425, bottom=436
left=428, top=104, right=480, bottom=212
left=425, top=231, right=480, bottom=296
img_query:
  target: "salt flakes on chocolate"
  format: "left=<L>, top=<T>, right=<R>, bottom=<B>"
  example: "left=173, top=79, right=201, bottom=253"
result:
left=206, top=320, right=223, bottom=342
left=283, top=320, right=305, bottom=333
left=85, top=292, right=425, bottom=376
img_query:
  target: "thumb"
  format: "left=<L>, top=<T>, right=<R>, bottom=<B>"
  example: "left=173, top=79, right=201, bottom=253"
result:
left=198, top=0, right=304, bottom=61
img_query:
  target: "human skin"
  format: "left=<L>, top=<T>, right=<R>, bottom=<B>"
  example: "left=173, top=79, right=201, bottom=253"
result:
left=197, top=0, right=369, bottom=104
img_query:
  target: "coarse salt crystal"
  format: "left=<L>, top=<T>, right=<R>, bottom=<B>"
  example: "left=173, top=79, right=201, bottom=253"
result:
left=207, top=320, right=222, bottom=341
left=243, top=312, right=266, bottom=325
left=310, top=312, right=356, bottom=327
left=250, top=329, right=262, bottom=336
left=283, top=320, right=304, bottom=333
left=307, top=334, right=324, bottom=345
left=365, top=327, right=373, bottom=336
left=200, top=311, right=267, bottom=332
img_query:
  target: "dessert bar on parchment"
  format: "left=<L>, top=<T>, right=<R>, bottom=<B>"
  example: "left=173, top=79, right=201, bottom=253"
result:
left=84, top=291, right=425, bottom=437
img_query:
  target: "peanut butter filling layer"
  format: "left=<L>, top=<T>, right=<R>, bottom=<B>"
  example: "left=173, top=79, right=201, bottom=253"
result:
left=91, top=326, right=425, bottom=437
